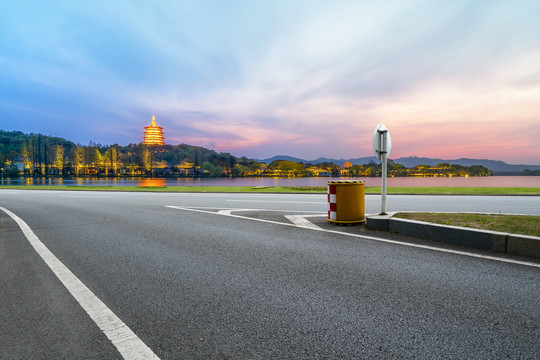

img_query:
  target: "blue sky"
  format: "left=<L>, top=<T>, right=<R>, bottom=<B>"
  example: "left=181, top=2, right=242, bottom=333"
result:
left=1, top=0, right=539, bottom=163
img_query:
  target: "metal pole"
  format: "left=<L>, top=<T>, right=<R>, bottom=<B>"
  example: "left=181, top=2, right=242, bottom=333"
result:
left=380, top=130, right=388, bottom=215
left=381, top=152, right=387, bottom=215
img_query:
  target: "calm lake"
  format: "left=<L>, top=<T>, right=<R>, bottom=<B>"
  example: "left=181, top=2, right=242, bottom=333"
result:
left=1, top=176, right=539, bottom=187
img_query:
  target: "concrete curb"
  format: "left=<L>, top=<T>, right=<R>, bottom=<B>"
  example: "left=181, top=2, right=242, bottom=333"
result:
left=366, top=212, right=540, bottom=259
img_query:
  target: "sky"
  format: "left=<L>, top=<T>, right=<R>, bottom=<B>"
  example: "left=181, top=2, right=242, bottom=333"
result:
left=1, top=0, right=539, bottom=164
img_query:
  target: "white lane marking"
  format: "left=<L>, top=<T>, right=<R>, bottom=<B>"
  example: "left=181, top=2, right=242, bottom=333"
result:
left=227, top=199, right=326, bottom=204
left=218, top=209, right=254, bottom=215
left=285, top=215, right=323, bottom=230
left=58, top=195, right=112, bottom=198
left=181, top=206, right=324, bottom=213
left=0, top=206, right=160, bottom=360
left=166, top=206, right=540, bottom=269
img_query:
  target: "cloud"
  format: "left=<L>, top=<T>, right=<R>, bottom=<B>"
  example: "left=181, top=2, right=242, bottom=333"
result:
left=1, top=0, right=539, bottom=163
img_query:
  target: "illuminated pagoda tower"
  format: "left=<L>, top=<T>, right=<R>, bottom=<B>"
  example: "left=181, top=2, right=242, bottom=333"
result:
left=143, top=114, right=165, bottom=146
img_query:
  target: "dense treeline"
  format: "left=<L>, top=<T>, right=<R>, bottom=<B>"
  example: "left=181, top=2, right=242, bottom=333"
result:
left=0, top=130, right=77, bottom=176
left=265, top=160, right=493, bottom=177
left=497, top=169, right=540, bottom=176
left=1, top=129, right=494, bottom=178
left=521, top=169, right=540, bottom=176
left=0, top=130, right=239, bottom=177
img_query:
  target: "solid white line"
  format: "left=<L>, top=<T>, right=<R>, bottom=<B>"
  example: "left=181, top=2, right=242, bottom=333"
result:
left=227, top=199, right=326, bottom=204
left=285, top=215, right=322, bottom=230
left=173, top=205, right=325, bottom=213
left=166, top=206, right=540, bottom=269
left=58, top=195, right=112, bottom=198
left=0, top=206, right=160, bottom=360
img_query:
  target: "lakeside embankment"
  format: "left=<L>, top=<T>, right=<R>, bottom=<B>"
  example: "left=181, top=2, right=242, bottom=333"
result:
left=1, top=175, right=540, bottom=188
left=1, top=185, right=540, bottom=195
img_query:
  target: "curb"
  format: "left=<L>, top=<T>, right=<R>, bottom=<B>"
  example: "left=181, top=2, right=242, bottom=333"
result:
left=366, top=212, right=540, bottom=259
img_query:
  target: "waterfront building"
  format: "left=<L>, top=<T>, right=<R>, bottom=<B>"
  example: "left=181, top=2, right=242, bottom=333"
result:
left=143, top=114, right=165, bottom=146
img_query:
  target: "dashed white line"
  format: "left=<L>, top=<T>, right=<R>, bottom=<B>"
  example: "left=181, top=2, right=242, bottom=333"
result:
left=0, top=206, right=160, bottom=360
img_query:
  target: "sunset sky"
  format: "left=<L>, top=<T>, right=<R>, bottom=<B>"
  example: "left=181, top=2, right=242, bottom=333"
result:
left=1, top=0, right=539, bottom=164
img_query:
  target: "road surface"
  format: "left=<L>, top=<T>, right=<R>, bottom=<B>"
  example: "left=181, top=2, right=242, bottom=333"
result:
left=1, top=189, right=539, bottom=359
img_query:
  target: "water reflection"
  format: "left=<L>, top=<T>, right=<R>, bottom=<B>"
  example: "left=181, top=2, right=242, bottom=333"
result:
left=0, top=176, right=539, bottom=187
left=138, top=179, right=166, bottom=187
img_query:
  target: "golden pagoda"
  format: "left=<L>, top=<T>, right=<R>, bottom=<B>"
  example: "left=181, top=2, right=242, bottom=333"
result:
left=143, top=114, right=165, bottom=146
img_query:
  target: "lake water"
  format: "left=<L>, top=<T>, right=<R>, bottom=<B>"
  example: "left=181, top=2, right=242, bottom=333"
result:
left=1, top=176, right=539, bottom=187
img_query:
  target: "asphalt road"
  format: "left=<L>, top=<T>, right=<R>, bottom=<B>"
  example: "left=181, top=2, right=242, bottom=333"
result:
left=1, top=189, right=539, bottom=359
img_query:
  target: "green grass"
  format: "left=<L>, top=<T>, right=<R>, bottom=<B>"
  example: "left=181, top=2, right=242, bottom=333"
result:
left=366, top=187, right=540, bottom=195
left=0, top=185, right=539, bottom=195
left=394, top=212, right=540, bottom=237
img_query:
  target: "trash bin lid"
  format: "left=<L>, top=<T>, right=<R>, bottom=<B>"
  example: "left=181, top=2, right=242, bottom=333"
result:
left=327, top=180, right=365, bottom=185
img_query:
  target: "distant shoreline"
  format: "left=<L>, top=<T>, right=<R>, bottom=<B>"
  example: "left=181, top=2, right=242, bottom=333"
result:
left=1, top=185, right=539, bottom=196
left=1, top=174, right=539, bottom=180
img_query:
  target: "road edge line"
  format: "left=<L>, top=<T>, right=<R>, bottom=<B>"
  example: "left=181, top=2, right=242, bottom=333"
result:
left=166, top=206, right=540, bottom=268
left=0, top=206, right=160, bottom=360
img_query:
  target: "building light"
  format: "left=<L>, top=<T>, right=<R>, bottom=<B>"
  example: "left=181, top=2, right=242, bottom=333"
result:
left=143, top=114, right=165, bottom=146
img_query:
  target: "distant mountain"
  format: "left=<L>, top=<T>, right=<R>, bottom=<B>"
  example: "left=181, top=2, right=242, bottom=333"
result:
left=257, top=154, right=540, bottom=173
left=393, top=156, right=540, bottom=172
left=257, top=155, right=379, bottom=165
left=311, top=157, right=379, bottom=165
left=257, top=155, right=309, bottom=164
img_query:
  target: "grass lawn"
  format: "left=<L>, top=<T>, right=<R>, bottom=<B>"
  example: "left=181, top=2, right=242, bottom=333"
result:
left=1, top=185, right=539, bottom=195
left=394, top=212, right=540, bottom=237
left=366, top=187, right=540, bottom=195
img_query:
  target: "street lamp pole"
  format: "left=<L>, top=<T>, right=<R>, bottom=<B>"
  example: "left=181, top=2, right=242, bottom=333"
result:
left=379, top=128, right=388, bottom=215
left=372, top=124, right=391, bottom=215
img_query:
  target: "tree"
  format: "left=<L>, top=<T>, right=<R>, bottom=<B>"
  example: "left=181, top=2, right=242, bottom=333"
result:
left=18, top=142, right=29, bottom=174
left=138, top=145, right=151, bottom=173
left=104, top=145, right=119, bottom=176
left=202, top=161, right=215, bottom=174
left=54, top=145, right=64, bottom=175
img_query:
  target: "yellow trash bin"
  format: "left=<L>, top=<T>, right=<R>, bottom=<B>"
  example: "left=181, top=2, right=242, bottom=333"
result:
left=327, top=180, right=365, bottom=224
